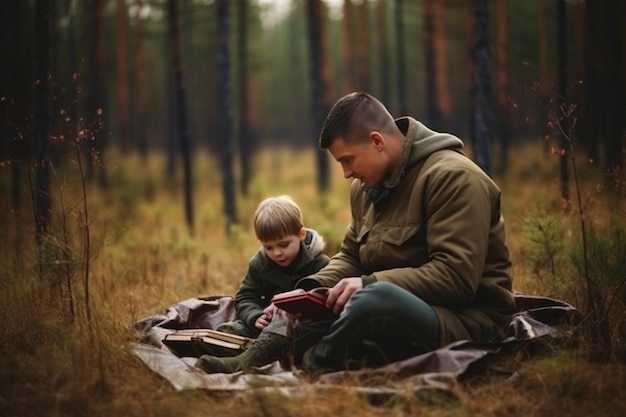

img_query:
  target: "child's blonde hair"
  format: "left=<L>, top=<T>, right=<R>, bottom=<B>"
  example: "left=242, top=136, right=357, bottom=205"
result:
left=254, top=195, right=304, bottom=242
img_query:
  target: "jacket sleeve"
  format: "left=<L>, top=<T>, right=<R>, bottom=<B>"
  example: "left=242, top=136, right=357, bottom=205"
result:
left=234, top=257, right=267, bottom=330
left=296, top=253, right=332, bottom=290
left=371, top=165, right=496, bottom=308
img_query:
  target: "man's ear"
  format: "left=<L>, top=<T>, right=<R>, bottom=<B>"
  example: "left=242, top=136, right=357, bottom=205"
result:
left=370, top=131, right=385, bottom=150
left=299, top=227, right=307, bottom=241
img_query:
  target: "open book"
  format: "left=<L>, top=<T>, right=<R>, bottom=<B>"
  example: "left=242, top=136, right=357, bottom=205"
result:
left=162, top=329, right=252, bottom=358
left=271, top=287, right=338, bottom=321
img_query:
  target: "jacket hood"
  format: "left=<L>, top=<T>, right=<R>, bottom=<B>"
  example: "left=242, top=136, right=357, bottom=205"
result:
left=301, top=228, right=326, bottom=261
left=392, top=117, right=464, bottom=184
left=364, top=117, right=464, bottom=202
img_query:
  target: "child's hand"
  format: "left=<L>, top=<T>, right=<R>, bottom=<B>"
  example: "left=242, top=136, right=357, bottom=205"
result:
left=263, top=303, right=277, bottom=320
left=254, top=304, right=277, bottom=330
left=255, top=314, right=271, bottom=330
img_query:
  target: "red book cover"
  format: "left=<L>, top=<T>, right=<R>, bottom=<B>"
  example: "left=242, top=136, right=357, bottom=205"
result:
left=272, top=288, right=337, bottom=321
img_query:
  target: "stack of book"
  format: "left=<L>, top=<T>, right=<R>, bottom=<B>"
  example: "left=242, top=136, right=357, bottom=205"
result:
left=162, top=329, right=252, bottom=357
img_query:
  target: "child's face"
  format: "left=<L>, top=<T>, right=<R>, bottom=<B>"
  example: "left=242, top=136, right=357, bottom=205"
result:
left=261, top=230, right=305, bottom=268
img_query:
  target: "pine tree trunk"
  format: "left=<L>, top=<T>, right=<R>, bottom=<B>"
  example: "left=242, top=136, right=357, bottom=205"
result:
left=355, top=0, right=370, bottom=91
left=168, top=0, right=195, bottom=234
left=34, top=0, right=51, bottom=246
left=473, top=0, right=494, bottom=175
left=134, top=0, right=149, bottom=158
left=307, top=0, right=331, bottom=193
left=537, top=0, right=551, bottom=155
left=216, top=0, right=237, bottom=230
left=341, top=0, right=355, bottom=94
left=601, top=0, right=623, bottom=172
left=495, top=0, right=511, bottom=174
left=433, top=2, right=451, bottom=129
left=557, top=0, right=569, bottom=201
left=115, top=0, right=131, bottom=152
left=466, top=4, right=475, bottom=145
left=395, top=0, right=407, bottom=116
left=423, top=0, right=438, bottom=126
left=237, top=0, right=253, bottom=197
left=582, top=1, right=600, bottom=163
left=376, top=0, right=391, bottom=105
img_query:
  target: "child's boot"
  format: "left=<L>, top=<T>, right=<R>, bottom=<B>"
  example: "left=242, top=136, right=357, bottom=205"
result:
left=195, top=331, right=288, bottom=373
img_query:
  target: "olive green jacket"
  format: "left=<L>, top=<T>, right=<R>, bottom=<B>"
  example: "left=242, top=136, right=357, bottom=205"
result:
left=235, top=228, right=330, bottom=330
left=298, top=117, right=515, bottom=345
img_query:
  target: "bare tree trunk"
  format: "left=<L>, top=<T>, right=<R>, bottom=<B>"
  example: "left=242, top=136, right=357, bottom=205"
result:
left=423, top=0, right=451, bottom=130
left=134, top=0, right=149, bottom=158
left=33, top=0, right=51, bottom=247
left=394, top=0, right=407, bottom=116
left=557, top=0, right=569, bottom=201
left=307, top=0, right=331, bottom=193
left=466, top=4, right=475, bottom=145
left=166, top=32, right=179, bottom=177
left=237, top=0, right=253, bottom=196
left=423, top=0, right=437, bottom=126
left=65, top=0, right=79, bottom=152
left=601, top=0, right=623, bottom=172
left=433, top=2, right=451, bottom=129
left=571, top=1, right=586, bottom=121
left=473, top=0, right=494, bottom=175
left=86, top=0, right=106, bottom=187
left=216, top=0, right=237, bottom=231
left=376, top=0, right=391, bottom=105
left=115, top=0, right=131, bottom=152
left=168, top=0, right=195, bottom=234
left=6, top=0, right=24, bottom=217
left=355, top=0, right=370, bottom=92
left=583, top=0, right=601, bottom=163
left=495, top=0, right=512, bottom=174
left=538, top=0, right=551, bottom=155
left=341, top=0, right=355, bottom=94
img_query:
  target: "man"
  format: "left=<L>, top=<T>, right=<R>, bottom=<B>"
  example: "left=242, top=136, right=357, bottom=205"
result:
left=292, top=91, right=515, bottom=371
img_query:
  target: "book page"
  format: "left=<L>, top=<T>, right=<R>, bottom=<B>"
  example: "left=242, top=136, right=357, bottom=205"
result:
left=162, top=329, right=250, bottom=347
left=272, top=288, right=306, bottom=301
left=196, top=336, right=242, bottom=350
left=309, top=287, right=329, bottom=300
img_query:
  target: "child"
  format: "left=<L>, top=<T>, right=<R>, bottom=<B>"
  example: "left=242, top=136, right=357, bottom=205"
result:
left=196, top=195, right=329, bottom=373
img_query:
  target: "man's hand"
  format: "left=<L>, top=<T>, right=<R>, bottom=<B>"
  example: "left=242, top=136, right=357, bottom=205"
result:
left=326, top=277, right=363, bottom=315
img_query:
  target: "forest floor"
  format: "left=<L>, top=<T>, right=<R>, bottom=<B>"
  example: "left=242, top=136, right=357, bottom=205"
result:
left=1, top=145, right=625, bottom=416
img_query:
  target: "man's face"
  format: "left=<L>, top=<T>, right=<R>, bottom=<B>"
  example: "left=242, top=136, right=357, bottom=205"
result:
left=327, top=135, right=387, bottom=187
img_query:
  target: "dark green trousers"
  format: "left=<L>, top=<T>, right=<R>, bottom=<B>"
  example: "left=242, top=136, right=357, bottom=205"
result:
left=294, top=281, right=441, bottom=371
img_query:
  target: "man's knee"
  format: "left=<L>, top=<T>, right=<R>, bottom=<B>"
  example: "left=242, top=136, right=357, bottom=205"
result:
left=348, top=281, right=406, bottom=311
left=341, top=281, right=401, bottom=320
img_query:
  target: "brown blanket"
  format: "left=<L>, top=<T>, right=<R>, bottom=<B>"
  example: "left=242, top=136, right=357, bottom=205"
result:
left=132, top=293, right=580, bottom=394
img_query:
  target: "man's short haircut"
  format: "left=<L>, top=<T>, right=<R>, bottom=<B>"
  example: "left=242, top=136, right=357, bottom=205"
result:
left=254, top=195, right=304, bottom=242
left=319, top=91, right=396, bottom=149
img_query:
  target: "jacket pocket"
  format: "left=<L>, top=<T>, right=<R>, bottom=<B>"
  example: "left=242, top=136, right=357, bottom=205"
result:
left=379, top=226, right=420, bottom=246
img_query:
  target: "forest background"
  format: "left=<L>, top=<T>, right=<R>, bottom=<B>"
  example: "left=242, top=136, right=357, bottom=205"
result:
left=0, top=1, right=625, bottom=416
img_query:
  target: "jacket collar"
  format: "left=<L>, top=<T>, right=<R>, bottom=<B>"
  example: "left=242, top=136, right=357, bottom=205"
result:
left=363, top=117, right=464, bottom=203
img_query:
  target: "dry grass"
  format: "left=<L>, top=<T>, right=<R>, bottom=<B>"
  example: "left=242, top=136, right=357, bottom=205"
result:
left=1, top=144, right=625, bottom=417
